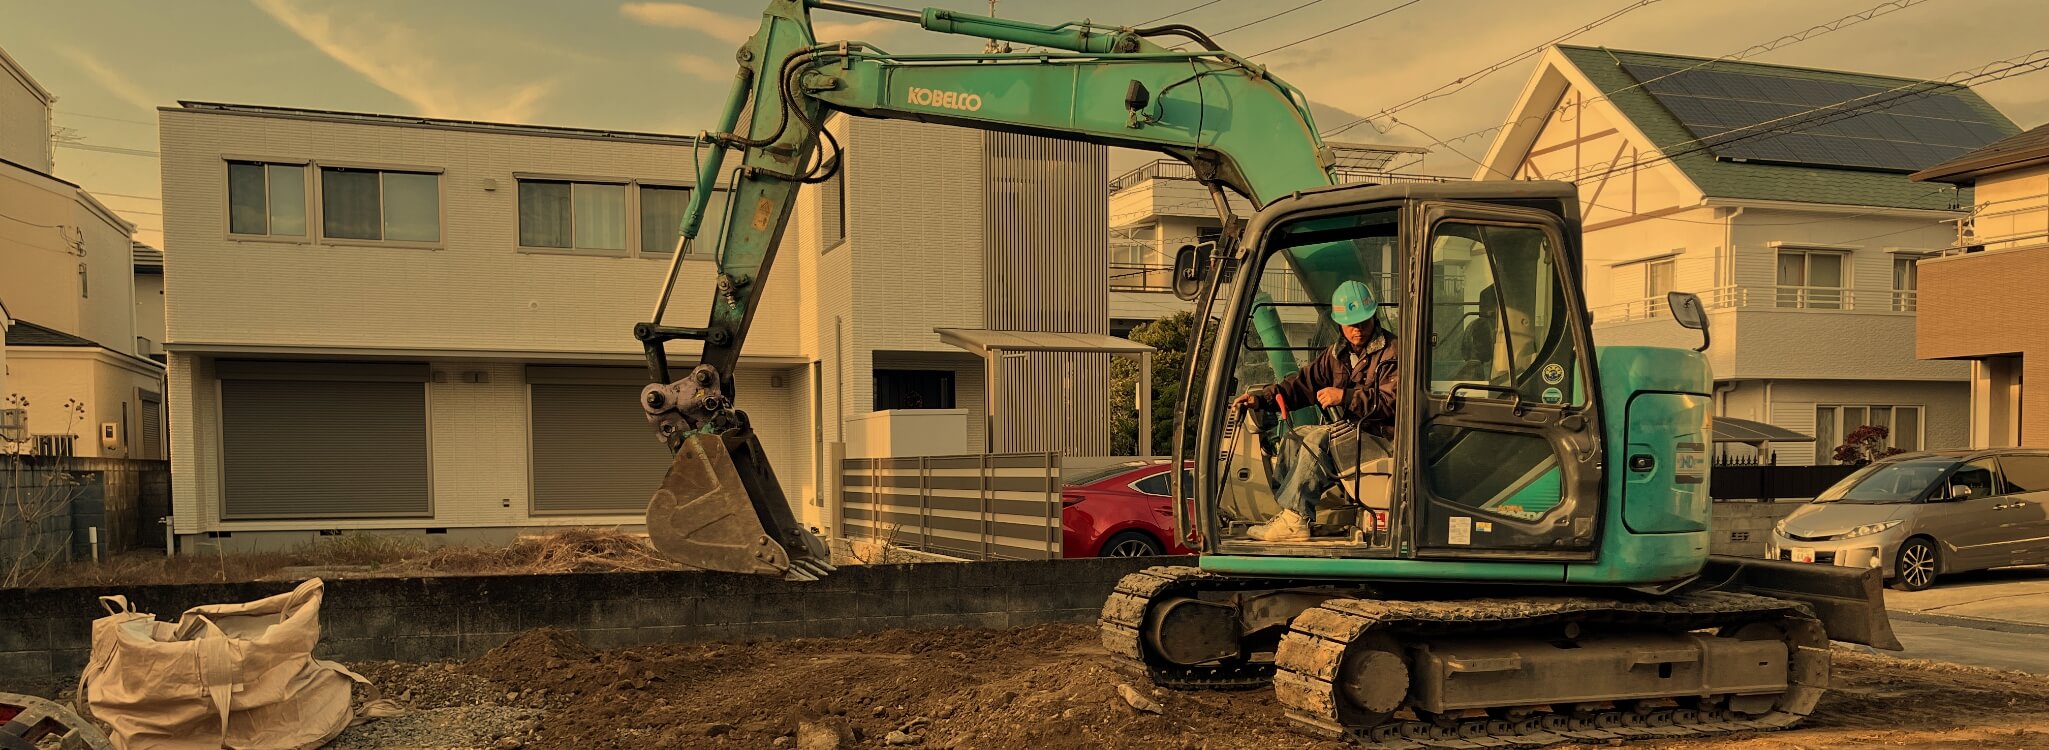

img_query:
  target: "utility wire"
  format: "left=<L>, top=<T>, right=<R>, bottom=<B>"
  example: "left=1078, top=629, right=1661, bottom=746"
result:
left=56, top=142, right=160, bottom=158
left=1214, top=0, right=1326, bottom=36
left=1413, top=0, right=1941, bottom=152
left=1559, top=47, right=2049, bottom=183
left=1138, top=0, right=1227, bottom=25
left=1323, top=0, right=1669, bottom=137
left=54, top=109, right=156, bottom=126
left=1248, top=0, right=1424, bottom=59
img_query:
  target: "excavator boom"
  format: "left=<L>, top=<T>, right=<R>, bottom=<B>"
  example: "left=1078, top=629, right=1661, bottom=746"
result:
left=635, top=0, right=1344, bottom=578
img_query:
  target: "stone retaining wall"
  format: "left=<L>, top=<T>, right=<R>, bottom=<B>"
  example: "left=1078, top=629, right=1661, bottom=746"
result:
left=0, top=556, right=1175, bottom=684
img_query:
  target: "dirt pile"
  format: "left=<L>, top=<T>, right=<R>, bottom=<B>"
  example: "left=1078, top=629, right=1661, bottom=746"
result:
left=349, top=624, right=2049, bottom=750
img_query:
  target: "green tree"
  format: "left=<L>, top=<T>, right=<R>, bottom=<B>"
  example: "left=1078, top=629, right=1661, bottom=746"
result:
left=1110, top=313, right=1191, bottom=456
left=1110, top=312, right=1272, bottom=456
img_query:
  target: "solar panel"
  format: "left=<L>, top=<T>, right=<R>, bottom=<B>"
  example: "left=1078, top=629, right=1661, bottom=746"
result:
left=1620, top=62, right=2007, bottom=173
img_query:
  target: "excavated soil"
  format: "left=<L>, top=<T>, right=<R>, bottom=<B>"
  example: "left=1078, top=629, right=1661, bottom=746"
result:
left=335, top=624, right=2049, bottom=750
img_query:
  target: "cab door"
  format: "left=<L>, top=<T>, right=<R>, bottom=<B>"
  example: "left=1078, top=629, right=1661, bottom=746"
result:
left=1406, top=202, right=1604, bottom=558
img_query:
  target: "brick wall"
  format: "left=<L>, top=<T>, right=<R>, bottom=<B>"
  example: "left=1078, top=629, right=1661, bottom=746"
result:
left=0, top=557, right=1174, bottom=683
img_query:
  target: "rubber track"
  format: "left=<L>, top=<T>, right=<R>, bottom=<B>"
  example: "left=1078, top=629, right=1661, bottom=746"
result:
left=1273, top=591, right=1832, bottom=749
left=1099, top=565, right=1301, bottom=690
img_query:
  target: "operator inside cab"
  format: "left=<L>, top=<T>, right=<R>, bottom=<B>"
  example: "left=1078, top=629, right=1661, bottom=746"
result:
left=1231, top=280, right=1398, bottom=542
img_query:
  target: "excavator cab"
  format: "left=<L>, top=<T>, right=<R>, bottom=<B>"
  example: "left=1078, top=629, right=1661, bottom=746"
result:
left=1188, top=182, right=1613, bottom=568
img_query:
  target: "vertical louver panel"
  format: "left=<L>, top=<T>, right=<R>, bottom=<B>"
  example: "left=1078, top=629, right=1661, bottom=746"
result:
left=139, top=391, right=163, bottom=460
left=221, top=379, right=429, bottom=519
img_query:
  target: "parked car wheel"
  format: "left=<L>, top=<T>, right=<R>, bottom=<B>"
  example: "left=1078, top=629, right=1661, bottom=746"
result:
left=1892, top=537, right=1940, bottom=591
left=1101, top=531, right=1164, bottom=558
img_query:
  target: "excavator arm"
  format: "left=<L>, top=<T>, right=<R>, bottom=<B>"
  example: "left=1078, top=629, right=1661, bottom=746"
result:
left=635, top=0, right=1344, bottom=578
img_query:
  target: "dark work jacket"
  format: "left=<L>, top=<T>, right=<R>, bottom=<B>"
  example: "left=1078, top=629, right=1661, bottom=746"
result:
left=1258, top=328, right=1399, bottom=438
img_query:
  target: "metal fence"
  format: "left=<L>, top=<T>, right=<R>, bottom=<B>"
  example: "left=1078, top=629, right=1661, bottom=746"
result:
left=839, top=452, right=1063, bottom=560
left=1710, top=462, right=1860, bottom=502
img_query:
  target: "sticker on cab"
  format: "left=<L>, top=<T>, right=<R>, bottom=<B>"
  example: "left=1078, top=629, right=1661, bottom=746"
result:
left=1541, top=387, right=1563, bottom=404
left=1542, top=363, right=1565, bottom=385
left=1448, top=516, right=1472, bottom=545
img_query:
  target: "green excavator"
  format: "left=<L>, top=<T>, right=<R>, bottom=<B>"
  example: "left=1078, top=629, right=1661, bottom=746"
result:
left=633, top=1, right=1901, bottom=745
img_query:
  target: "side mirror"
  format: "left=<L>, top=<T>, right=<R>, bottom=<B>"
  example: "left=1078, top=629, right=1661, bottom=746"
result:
left=1942, top=484, right=1974, bottom=502
left=1171, top=244, right=1203, bottom=301
left=1667, top=291, right=1710, bottom=352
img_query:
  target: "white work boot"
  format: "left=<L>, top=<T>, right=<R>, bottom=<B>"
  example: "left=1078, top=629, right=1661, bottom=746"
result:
left=1247, top=509, right=1311, bottom=542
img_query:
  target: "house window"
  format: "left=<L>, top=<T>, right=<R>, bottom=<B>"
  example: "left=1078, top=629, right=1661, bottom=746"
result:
left=517, top=179, right=624, bottom=252
left=1776, top=249, right=1845, bottom=309
left=1645, top=257, right=1675, bottom=316
left=637, top=185, right=728, bottom=257
left=227, top=161, right=307, bottom=237
left=1816, top=403, right=1923, bottom=460
left=874, top=369, right=955, bottom=410
left=321, top=167, right=440, bottom=243
left=1893, top=255, right=1921, bottom=312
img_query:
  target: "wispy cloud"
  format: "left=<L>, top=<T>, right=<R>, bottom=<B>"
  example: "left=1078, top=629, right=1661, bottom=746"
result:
left=56, top=47, right=159, bottom=112
left=673, top=54, right=734, bottom=83
left=621, top=2, right=894, bottom=45
left=251, top=0, right=555, bottom=122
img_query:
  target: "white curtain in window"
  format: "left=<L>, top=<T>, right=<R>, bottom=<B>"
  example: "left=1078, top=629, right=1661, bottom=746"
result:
left=573, top=183, right=626, bottom=250
left=321, top=168, right=381, bottom=240
left=1895, top=407, right=1920, bottom=451
left=382, top=172, right=440, bottom=242
left=267, top=164, right=306, bottom=236
left=520, top=181, right=572, bottom=248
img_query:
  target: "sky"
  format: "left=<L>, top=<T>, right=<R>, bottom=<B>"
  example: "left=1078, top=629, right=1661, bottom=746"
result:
left=6, top=0, right=2048, bottom=250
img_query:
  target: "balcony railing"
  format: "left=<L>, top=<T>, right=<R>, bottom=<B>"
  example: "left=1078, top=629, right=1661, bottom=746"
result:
left=1107, top=159, right=1464, bottom=195
left=1109, top=263, right=1176, bottom=292
left=1592, top=286, right=1919, bottom=323
left=1947, top=191, right=2049, bottom=254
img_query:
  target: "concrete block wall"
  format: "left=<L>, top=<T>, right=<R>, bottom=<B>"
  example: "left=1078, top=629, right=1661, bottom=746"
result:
left=1710, top=500, right=1808, bottom=558
left=0, top=557, right=1175, bottom=683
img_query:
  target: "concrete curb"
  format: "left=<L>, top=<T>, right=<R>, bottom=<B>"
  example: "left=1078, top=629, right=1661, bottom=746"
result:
left=1886, top=609, right=2049, bottom=635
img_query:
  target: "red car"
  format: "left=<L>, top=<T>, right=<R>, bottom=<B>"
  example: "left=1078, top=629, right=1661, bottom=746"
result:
left=1061, top=460, right=1195, bottom=558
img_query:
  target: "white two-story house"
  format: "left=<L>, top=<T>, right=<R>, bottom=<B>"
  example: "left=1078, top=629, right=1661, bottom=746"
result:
left=1479, top=45, right=2020, bottom=464
left=159, top=103, right=1113, bottom=552
left=1105, top=142, right=1451, bottom=335
left=0, top=45, right=164, bottom=460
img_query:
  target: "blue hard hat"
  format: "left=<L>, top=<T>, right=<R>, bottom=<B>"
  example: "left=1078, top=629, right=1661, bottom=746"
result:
left=1330, top=280, right=1379, bottom=326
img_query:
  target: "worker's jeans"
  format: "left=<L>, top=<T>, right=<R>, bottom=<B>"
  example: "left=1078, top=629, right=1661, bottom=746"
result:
left=1272, top=422, right=1354, bottom=520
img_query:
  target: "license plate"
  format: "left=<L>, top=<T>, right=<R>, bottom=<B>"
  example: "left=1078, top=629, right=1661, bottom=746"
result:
left=1792, top=547, right=1816, bottom=563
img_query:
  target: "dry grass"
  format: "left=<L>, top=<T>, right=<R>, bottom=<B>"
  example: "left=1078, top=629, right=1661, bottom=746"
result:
left=29, top=528, right=679, bottom=588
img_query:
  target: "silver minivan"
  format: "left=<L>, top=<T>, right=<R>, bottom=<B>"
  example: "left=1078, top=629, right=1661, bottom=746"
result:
left=1768, top=449, right=2049, bottom=590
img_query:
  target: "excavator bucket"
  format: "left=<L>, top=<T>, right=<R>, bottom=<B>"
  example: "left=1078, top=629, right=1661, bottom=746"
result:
left=646, top=430, right=835, bottom=581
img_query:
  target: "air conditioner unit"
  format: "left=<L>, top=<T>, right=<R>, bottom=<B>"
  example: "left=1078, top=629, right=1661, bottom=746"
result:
left=0, top=409, right=24, bottom=442
left=101, top=421, right=121, bottom=451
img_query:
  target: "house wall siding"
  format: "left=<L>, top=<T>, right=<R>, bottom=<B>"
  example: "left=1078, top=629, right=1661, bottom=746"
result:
left=158, top=109, right=799, bottom=359
left=0, top=58, right=51, bottom=173
left=1763, top=379, right=1969, bottom=464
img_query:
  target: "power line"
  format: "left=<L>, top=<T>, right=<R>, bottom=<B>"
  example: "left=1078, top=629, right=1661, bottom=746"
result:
left=1214, top=0, right=1325, bottom=36
left=1322, top=0, right=1669, bottom=137
left=0, top=211, right=68, bottom=231
left=1138, top=0, right=1227, bottom=25
left=1248, top=0, right=1424, bottom=59
left=53, top=109, right=155, bottom=126
left=1558, top=47, right=2049, bottom=184
left=1414, top=0, right=1941, bottom=154
left=91, top=191, right=163, bottom=202
left=56, top=142, right=160, bottom=158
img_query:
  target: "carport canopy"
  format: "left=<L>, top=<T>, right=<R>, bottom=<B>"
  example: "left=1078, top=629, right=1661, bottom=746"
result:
left=1713, top=417, right=1811, bottom=445
left=935, top=328, right=1157, bottom=455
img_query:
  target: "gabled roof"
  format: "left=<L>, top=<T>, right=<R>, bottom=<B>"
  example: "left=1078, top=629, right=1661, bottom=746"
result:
left=5, top=320, right=95, bottom=348
left=1551, top=45, right=2017, bottom=210
left=1911, top=123, right=2049, bottom=184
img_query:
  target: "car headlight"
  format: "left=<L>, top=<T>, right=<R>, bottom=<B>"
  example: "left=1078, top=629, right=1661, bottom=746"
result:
left=1774, top=519, right=1788, bottom=536
left=1839, top=520, right=1902, bottom=539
